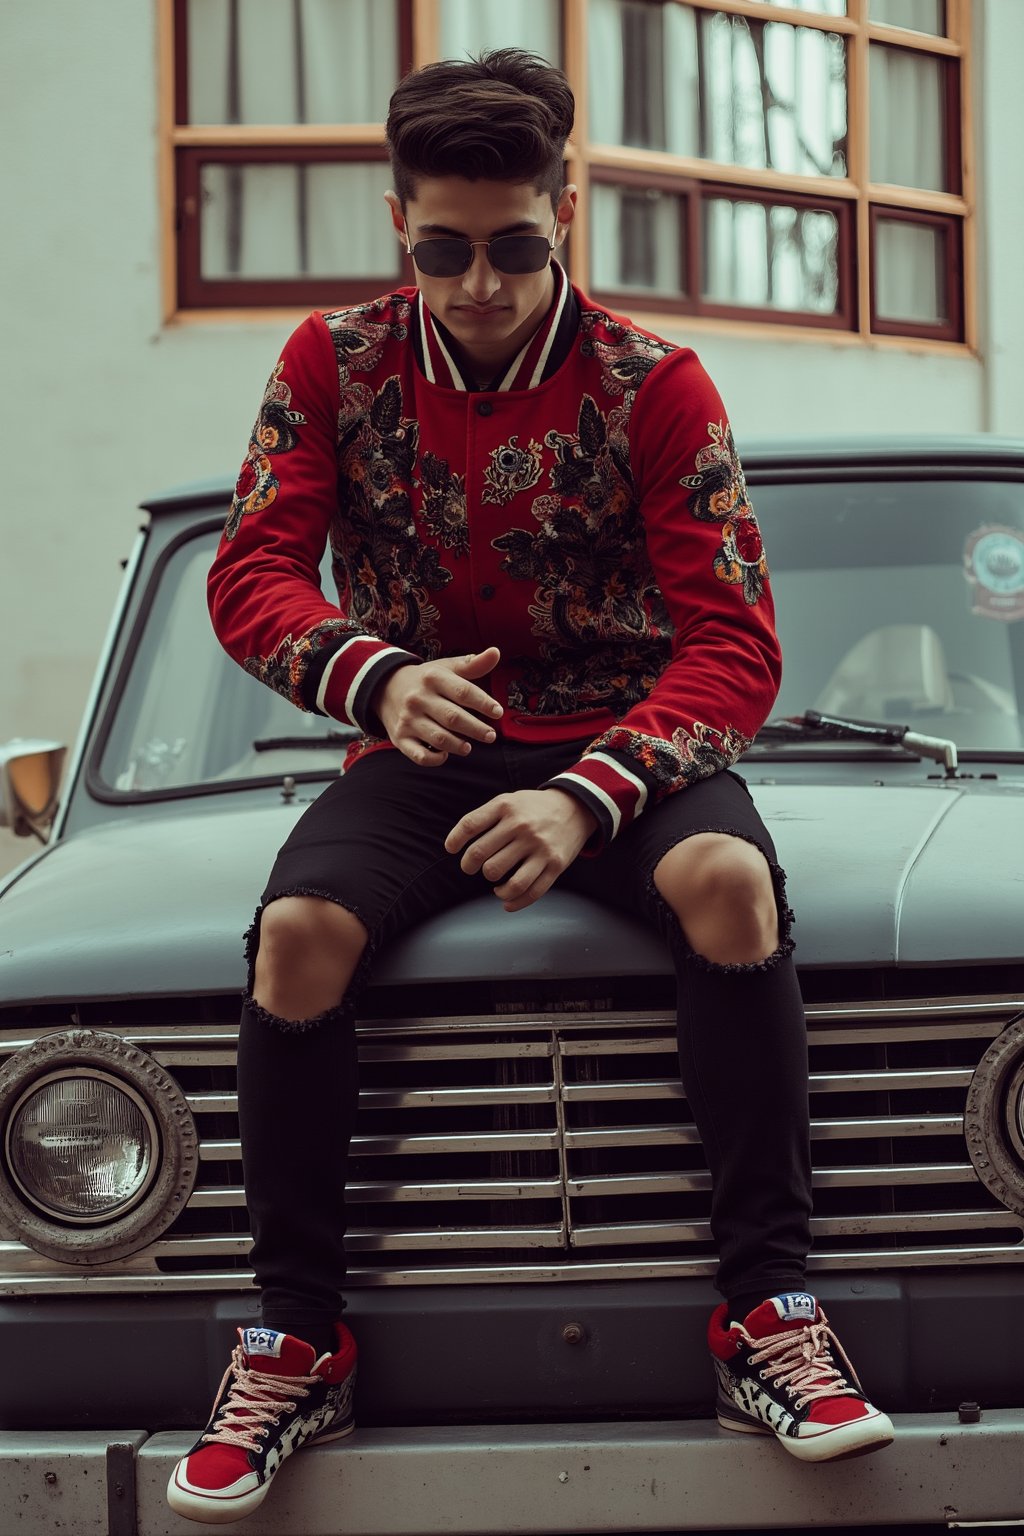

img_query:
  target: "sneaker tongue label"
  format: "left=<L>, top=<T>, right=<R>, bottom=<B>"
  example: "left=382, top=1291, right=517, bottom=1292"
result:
left=771, top=1292, right=817, bottom=1323
left=241, top=1327, right=287, bottom=1359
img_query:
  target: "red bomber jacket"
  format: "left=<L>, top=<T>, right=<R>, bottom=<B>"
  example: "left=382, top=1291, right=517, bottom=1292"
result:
left=208, top=267, right=781, bottom=848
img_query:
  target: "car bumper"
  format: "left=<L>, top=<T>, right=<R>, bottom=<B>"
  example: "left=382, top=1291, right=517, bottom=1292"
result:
left=4, top=1415, right=1024, bottom=1535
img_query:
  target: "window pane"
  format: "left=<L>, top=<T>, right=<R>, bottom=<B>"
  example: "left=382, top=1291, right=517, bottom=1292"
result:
left=874, top=217, right=948, bottom=323
left=187, top=0, right=398, bottom=124
left=703, top=199, right=841, bottom=314
left=440, top=0, right=561, bottom=64
left=590, top=183, right=685, bottom=296
left=870, top=45, right=948, bottom=190
left=762, top=0, right=847, bottom=13
left=200, top=162, right=397, bottom=280
left=869, top=0, right=945, bottom=36
left=589, top=2, right=848, bottom=179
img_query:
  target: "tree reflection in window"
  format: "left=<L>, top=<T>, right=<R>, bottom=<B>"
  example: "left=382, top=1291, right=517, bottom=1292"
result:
left=592, top=1, right=848, bottom=179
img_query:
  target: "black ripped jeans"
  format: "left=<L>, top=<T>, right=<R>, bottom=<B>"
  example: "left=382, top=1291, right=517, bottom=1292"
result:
left=236, top=738, right=812, bottom=1339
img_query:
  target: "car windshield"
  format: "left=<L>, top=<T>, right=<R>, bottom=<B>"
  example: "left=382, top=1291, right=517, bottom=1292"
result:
left=96, top=534, right=355, bottom=794
left=95, top=473, right=1024, bottom=795
left=763, top=474, right=1024, bottom=752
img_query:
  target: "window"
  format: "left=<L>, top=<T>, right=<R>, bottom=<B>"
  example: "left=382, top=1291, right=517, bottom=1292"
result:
left=584, top=0, right=968, bottom=339
left=162, top=0, right=971, bottom=342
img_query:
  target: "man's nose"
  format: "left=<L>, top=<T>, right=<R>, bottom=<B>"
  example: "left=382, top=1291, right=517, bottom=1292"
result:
left=461, top=244, right=501, bottom=301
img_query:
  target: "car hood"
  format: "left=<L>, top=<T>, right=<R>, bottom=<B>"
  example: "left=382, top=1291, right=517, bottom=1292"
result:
left=0, top=783, right=1020, bottom=1006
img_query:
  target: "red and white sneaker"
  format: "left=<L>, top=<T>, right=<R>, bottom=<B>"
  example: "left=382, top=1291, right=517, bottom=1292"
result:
left=167, top=1324, right=356, bottom=1524
left=708, top=1292, right=894, bottom=1462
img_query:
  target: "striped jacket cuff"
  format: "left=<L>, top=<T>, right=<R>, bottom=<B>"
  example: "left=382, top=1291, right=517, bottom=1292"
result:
left=308, top=635, right=417, bottom=732
left=543, top=750, right=656, bottom=851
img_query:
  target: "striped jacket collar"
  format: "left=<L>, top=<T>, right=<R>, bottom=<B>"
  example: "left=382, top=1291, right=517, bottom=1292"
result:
left=413, top=261, right=575, bottom=392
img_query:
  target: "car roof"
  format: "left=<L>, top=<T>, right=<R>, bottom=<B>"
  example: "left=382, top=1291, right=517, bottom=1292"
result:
left=139, top=435, right=1024, bottom=516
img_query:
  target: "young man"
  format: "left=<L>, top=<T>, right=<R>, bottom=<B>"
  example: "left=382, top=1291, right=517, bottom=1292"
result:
left=167, top=48, right=893, bottom=1526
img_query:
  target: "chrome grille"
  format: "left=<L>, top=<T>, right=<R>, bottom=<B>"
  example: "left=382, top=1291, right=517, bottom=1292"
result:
left=0, top=994, right=1022, bottom=1293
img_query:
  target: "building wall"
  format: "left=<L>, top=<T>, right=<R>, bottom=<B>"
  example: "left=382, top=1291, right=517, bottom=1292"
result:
left=2, top=0, right=1020, bottom=878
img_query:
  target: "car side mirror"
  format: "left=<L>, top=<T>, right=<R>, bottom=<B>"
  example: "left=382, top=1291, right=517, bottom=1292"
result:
left=0, top=740, right=67, bottom=841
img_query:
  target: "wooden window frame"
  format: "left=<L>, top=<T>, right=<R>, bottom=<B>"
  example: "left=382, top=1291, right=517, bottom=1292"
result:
left=589, top=169, right=856, bottom=330
left=176, top=145, right=398, bottom=310
left=868, top=203, right=963, bottom=341
left=159, top=0, right=974, bottom=348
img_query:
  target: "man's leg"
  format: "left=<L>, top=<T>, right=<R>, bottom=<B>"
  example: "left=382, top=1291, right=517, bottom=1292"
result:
left=237, top=897, right=366, bottom=1355
left=169, top=744, right=509, bottom=1524
left=651, top=829, right=811, bottom=1312
left=562, top=767, right=893, bottom=1462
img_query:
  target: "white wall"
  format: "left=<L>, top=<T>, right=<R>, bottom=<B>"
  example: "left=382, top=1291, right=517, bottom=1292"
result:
left=1, top=0, right=1019, bottom=878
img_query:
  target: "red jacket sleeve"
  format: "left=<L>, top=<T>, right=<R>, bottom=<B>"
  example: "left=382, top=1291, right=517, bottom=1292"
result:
left=207, top=313, right=416, bottom=728
left=544, top=347, right=781, bottom=847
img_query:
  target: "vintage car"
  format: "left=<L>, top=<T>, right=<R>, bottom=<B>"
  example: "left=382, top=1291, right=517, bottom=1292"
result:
left=1, top=437, right=1023, bottom=1534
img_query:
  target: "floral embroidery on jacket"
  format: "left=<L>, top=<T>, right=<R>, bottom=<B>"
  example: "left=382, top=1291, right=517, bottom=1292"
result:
left=505, top=642, right=669, bottom=717
left=493, top=394, right=670, bottom=714
left=482, top=436, right=544, bottom=506
left=333, top=374, right=452, bottom=654
left=243, top=617, right=359, bottom=708
left=418, top=451, right=468, bottom=554
left=226, top=362, right=308, bottom=541
left=587, top=719, right=752, bottom=796
left=579, top=314, right=674, bottom=397
left=326, top=296, right=411, bottom=382
left=681, top=421, right=768, bottom=606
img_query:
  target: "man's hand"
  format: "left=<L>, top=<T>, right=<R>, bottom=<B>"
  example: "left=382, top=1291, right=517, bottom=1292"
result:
left=444, top=788, right=598, bottom=912
left=372, top=647, right=504, bottom=766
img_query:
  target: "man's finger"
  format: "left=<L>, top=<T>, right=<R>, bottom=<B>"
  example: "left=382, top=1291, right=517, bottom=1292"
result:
left=443, top=651, right=504, bottom=720
left=424, top=701, right=498, bottom=744
left=497, top=860, right=558, bottom=913
left=448, top=646, right=501, bottom=678
left=445, top=798, right=503, bottom=860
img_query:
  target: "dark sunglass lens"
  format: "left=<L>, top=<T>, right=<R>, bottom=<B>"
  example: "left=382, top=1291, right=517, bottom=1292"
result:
left=489, top=235, right=552, bottom=274
left=412, top=239, right=472, bottom=277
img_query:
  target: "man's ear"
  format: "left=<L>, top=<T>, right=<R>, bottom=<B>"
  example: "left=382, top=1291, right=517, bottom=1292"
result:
left=384, top=190, right=409, bottom=248
left=554, top=184, right=578, bottom=247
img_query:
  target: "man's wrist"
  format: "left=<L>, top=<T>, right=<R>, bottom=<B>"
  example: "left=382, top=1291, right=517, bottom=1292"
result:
left=545, top=786, right=599, bottom=840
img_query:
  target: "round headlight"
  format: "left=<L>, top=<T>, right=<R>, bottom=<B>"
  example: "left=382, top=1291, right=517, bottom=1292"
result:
left=0, top=1029, right=198, bottom=1264
left=6, top=1069, right=158, bottom=1224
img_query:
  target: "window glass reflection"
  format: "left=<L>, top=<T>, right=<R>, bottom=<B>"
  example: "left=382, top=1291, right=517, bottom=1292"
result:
left=703, top=199, right=840, bottom=313
left=589, top=1, right=848, bottom=179
left=875, top=218, right=948, bottom=323
left=869, top=0, right=945, bottom=36
left=439, top=0, right=562, bottom=64
left=590, top=184, right=685, bottom=296
left=762, top=0, right=846, bottom=13
left=870, top=45, right=947, bottom=190
left=200, top=162, right=397, bottom=280
left=187, top=0, right=398, bottom=124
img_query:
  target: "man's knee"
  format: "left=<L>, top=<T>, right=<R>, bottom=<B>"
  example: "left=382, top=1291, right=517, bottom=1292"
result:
left=253, top=895, right=369, bottom=1019
left=654, top=833, right=779, bottom=965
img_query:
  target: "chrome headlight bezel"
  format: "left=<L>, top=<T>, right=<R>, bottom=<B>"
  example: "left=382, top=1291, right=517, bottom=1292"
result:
left=0, top=1029, right=199, bottom=1264
left=965, top=1013, right=1024, bottom=1214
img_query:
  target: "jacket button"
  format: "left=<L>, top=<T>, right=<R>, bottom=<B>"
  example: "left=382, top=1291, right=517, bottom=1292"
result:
left=480, top=584, right=496, bottom=600
left=476, top=399, right=493, bottom=417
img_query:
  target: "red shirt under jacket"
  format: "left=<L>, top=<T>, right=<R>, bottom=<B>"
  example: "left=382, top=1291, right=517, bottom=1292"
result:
left=208, top=273, right=781, bottom=848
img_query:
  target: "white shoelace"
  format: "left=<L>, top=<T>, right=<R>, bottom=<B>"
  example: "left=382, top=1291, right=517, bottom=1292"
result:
left=746, top=1319, right=862, bottom=1413
left=202, top=1346, right=316, bottom=1453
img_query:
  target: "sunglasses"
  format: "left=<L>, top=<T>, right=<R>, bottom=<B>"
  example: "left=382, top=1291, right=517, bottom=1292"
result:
left=405, top=215, right=558, bottom=278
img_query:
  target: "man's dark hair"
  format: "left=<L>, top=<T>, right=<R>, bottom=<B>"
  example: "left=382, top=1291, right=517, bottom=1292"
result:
left=386, top=48, right=575, bottom=208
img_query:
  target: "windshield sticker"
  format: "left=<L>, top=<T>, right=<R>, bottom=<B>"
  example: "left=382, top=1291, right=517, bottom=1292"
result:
left=963, top=525, right=1024, bottom=621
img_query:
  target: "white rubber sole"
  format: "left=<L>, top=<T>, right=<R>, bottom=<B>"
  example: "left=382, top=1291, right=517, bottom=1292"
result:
left=717, top=1404, right=895, bottom=1463
left=166, top=1418, right=355, bottom=1525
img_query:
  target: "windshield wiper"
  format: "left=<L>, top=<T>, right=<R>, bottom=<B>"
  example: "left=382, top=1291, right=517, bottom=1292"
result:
left=756, top=710, right=959, bottom=777
left=252, top=732, right=351, bottom=751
